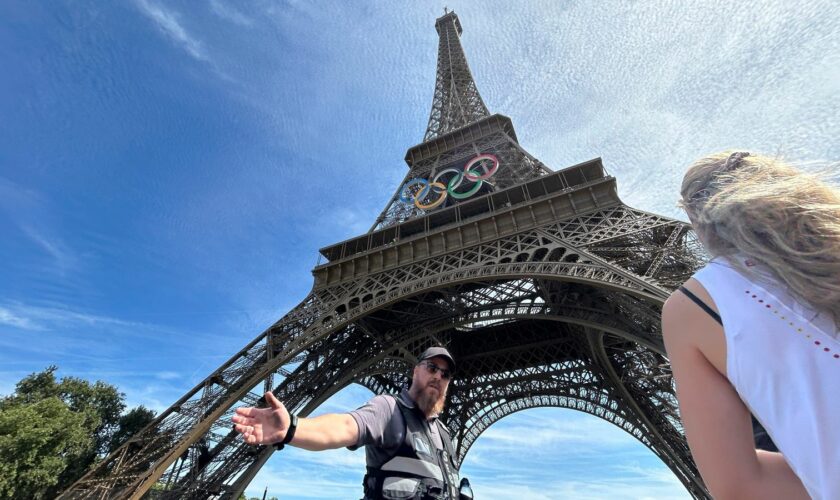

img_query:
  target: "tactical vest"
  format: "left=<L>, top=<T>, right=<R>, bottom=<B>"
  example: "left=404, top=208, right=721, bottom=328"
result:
left=363, top=395, right=461, bottom=499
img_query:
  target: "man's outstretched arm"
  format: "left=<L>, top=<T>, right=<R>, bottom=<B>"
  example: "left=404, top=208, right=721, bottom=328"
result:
left=291, top=412, right=359, bottom=451
left=232, top=392, right=359, bottom=451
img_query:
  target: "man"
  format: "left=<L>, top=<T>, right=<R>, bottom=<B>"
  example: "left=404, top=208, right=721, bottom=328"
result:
left=232, top=347, right=465, bottom=499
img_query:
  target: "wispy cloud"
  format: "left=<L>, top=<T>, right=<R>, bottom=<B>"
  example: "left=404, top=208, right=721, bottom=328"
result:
left=209, top=0, right=253, bottom=26
left=134, top=0, right=209, bottom=62
left=0, top=307, right=41, bottom=330
left=0, top=301, right=138, bottom=332
left=122, top=382, right=183, bottom=414
left=478, top=416, right=638, bottom=449
left=19, top=224, right=76, bottom=273
left=459, top=408, right=690, bottom=499
left=155, top=371, right=181, bottom=380
left=246, top=457, right=364, bottom=499
left=466, top=476, right=688, bottom=500
left=0, top=177, right=78, bottom=274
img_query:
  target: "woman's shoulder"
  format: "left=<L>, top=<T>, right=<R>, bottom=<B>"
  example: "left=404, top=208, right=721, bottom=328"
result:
left=663, top=278, right=728, bottom=376
left=663, top=278, right=719, bottom=329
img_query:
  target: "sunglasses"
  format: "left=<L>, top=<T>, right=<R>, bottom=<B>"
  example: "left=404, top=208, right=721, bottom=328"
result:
left=420, top=361, right=452, bottom=380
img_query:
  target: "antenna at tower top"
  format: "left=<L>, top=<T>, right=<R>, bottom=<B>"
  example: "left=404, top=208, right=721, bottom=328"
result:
left=424, top=10, right=489, bottom=141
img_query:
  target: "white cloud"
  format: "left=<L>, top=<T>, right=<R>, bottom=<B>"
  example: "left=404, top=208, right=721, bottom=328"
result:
left=0, top=301, right=139, bottom=332
left=467, top=476, right=688, bottom=500
left=246, top=467, right=361, bottom=499
left=0, top=306, right=41, bottom=330
left=0, top=177, right=78, bottom=274
left=478, top=416, right=639, bottom=449
left=209, top=0, right=253, bottom=26
left=134, top=0, right=209, bottom=62
left=323, top=206, right=373, bottom=238
left=123, top=383, right=175, bottom=414
left=19, top=224, right=76, bottom=273
left=288, top=447, right=367, bottom=469
left=459, top=409, right=691, bottom=499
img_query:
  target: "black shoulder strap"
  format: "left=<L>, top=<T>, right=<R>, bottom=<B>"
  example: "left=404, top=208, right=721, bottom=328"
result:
left=678, top=286, right=722, bottom=325
left=435, top=420, right=456, bottom=461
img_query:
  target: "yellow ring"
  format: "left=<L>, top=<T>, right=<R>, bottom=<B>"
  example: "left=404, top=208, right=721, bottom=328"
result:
left=415, top=182, right=447, bottom=209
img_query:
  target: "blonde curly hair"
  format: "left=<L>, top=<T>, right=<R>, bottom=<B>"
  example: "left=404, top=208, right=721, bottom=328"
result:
left=680, top=151, right=840, bottom=326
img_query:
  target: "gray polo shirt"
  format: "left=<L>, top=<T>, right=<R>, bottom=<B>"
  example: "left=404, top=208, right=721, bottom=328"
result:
left=348, top=388, right=444, bottom=468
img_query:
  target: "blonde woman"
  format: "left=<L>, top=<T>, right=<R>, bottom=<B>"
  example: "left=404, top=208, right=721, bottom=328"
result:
left=662, top=151, right=840, bottom=499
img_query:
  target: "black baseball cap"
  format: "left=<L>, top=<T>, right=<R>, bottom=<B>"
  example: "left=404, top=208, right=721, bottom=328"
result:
left=418, top=347, right=456, bottom=373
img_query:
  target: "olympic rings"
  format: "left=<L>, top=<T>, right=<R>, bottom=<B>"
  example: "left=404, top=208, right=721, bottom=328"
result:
left=463, top=153, right=499, bottom=181
left=399, top=153, right=500, bottom=210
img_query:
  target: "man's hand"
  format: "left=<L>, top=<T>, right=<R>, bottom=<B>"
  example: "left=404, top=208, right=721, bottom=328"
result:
left=232, top=392, right=359, bottom=451
left=232, top=392, right=289, bottom=446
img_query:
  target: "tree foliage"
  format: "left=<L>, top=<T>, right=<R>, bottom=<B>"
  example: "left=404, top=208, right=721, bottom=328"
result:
left=0, top=397, right=92, bottom=499
left=0, top=367, right=157, bottom=499
left=108, top=405, right=156, bottom=453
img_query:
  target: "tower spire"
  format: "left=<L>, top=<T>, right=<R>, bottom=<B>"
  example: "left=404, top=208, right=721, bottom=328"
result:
left=423, top=11, right=490, bottom=141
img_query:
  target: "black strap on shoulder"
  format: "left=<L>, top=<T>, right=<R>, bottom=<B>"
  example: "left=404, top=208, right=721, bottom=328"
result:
left=678, top=286, right=722, bottom=325
left=435, top=420, right=456, bottom=462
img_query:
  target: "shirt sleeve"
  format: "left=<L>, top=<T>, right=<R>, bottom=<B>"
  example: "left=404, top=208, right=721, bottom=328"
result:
left=347, top=394, right=399, bottom=451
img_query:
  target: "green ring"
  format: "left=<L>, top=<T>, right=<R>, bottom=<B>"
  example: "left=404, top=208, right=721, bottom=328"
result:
left=447, top=170, right=483, bottom=199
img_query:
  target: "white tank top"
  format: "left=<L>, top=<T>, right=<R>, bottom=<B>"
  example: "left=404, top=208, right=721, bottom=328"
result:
left=693, top=257, right=840, bottom=500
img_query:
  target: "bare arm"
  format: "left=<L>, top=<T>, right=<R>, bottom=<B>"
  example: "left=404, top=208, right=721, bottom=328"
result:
left=232, top=392, right=359, bottom=451
left=291, top=412, right=359, bottom=451
left=662, top=288, right=808, bottom=499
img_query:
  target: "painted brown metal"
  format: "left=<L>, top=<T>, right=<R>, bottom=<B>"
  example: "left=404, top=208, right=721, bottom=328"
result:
left=59, top=10, right=709, bottom=500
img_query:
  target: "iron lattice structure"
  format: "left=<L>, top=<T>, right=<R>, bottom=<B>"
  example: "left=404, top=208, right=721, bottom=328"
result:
left=61, top=11, right=711, bottom=499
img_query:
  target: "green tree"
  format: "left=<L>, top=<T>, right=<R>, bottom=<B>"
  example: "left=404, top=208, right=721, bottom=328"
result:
left=59, top=375, right=125, bottom=455
left=2, top=366, right=126, bottom=455
left=0, top=367, right=157, bottom=498
left=0, top=397, right=92, bottom=499
left=107, top=405, right=156, bottom=453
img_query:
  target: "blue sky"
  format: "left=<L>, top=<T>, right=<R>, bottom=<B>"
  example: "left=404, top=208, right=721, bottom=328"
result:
left=1, top=0, right=839, bottom=498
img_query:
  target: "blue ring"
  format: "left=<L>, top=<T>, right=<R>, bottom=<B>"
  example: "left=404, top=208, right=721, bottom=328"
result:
left=399, top=178, right=430, bottom=203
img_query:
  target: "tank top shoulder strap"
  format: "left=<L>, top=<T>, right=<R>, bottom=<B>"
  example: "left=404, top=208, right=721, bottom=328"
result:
left=677, top=285, right=722, bottom=325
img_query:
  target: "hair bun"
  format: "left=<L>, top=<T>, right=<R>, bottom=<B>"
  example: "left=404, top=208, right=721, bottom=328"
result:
left=723, top=151, right=751, bottom=171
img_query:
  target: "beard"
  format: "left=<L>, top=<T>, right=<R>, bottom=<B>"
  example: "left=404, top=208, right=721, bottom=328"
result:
left=415, top=382, right=447, bottom=417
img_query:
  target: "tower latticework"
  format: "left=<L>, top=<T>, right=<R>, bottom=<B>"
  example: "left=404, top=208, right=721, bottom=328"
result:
left=61, top=11, right=711, bottom=500
left=424, top=13, right=490, bottom=141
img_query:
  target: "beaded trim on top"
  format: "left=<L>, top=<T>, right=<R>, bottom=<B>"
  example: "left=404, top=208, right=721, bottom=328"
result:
left=743, top=288, right=839, bottom=360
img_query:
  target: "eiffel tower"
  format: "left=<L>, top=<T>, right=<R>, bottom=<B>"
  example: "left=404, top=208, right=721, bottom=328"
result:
left=62, top=10, right=710, bottom=499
